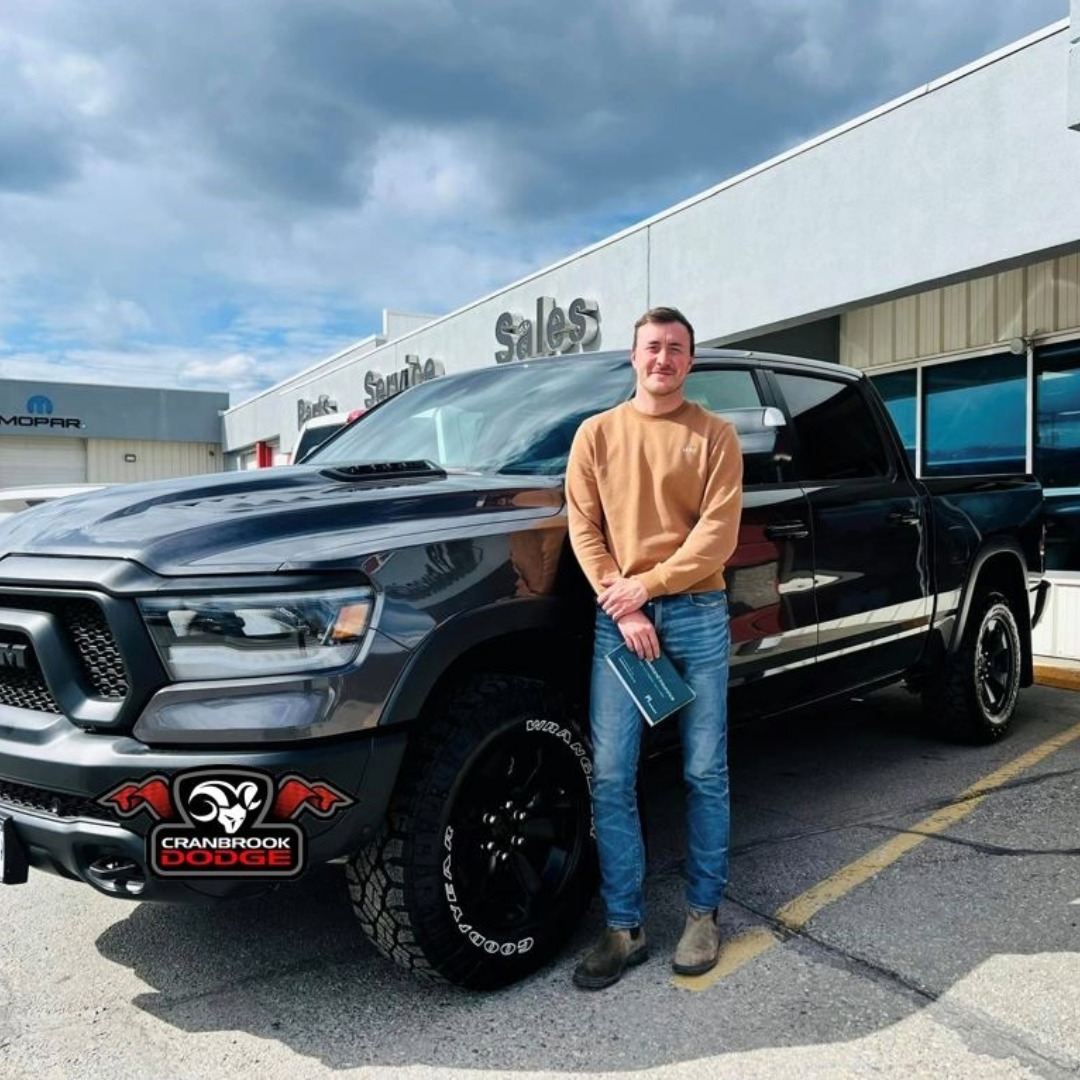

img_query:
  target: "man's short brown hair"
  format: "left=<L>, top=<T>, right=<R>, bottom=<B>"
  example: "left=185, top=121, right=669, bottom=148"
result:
left=633, top=306, right=695, bottom=356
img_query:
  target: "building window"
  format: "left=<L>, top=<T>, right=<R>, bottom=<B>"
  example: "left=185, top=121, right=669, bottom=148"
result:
left=870, top=369, right=917, bottom=471
left=923, top=353, right=1026, bottom=477
left=1035, top=345, right=1080, bottom=491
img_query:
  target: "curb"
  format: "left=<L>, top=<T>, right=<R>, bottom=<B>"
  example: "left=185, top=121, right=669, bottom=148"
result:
left=1034, top=664, right=1080, bottom=692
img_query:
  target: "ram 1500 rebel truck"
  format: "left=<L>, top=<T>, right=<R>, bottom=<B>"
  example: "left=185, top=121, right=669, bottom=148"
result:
left=0, top=350, right=1047, bottom=989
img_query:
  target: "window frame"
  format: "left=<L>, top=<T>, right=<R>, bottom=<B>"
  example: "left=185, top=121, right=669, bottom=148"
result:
left=765, top=367, right=901, bottom=484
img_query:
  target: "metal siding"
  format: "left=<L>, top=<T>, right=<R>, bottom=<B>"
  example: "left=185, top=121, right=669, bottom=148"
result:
left=942, top=283, right=968, bottom=352
left=871, top=303, right=894, bottom=365
left=1056, top=252, right=1080, bottom=330
left=1032, top=579, right=1080, bottom=660
left=894, top=296, right=918, bottom=360
left=1027, top=261, right=1056, bottom=335
left=917, top=291, right=942, bottom=355
left=969, top=276, right=995, bottom=346
left=0, top=437, right=87, bottom=485
left=840, top=307, right=873, bottom=369
left=996, top=268, right=1025, bottom=340
left=87, top=440, right=222, bottom=483
left=843, top=253, right=1080, bottom=373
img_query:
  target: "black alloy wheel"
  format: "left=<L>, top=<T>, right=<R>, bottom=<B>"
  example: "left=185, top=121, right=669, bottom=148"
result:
left=347, top=675, right=596, bottom=989
left=924, top=589, right=1022, bottom=744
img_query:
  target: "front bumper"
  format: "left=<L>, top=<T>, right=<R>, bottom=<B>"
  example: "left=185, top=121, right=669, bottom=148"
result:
left=0, top=715, right=407, bottom=900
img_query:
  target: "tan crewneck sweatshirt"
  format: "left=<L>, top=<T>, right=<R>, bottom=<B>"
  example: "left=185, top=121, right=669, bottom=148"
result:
left=565, top=400, right=743, bottom=598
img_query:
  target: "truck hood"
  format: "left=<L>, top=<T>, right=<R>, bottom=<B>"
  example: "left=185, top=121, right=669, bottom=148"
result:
left=0, top=465, right=565, bottom=577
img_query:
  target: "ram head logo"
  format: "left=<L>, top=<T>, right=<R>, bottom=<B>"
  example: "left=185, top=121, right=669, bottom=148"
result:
left=186, top=780, right=263, bottom=835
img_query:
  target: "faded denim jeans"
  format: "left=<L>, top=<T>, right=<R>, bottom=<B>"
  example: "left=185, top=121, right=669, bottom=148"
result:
left=589, top=590, right=731, bottom=929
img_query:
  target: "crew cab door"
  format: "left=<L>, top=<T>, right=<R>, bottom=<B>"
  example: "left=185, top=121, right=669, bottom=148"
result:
left=684, top=366, right=817, bottom=717
left=769, top=370, right=931, bottom=689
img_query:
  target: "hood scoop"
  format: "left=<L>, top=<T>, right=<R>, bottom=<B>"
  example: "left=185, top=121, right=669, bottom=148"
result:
left=319, top=460, right=448, bottom=484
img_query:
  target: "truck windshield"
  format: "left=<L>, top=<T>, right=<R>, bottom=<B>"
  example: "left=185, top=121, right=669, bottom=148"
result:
left=306, top=356, right=635, bottom=475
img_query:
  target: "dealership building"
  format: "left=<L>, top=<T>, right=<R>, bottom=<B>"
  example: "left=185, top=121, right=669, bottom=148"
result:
left=222, top=17, right=1080, bottom=659
left=0, top=379, right=228, bottom=487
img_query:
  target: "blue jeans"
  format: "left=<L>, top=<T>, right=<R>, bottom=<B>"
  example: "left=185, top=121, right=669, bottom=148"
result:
left=589, top=590, right=731, bottom=929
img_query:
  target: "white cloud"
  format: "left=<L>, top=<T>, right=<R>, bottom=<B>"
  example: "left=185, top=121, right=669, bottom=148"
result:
left=0, top=0, right=1067, bottom=405
left=181, top=352, right=257, bottom=385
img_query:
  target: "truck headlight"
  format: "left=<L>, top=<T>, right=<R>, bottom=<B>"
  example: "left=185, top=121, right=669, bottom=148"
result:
left=139, top=588, right=373, bottom=680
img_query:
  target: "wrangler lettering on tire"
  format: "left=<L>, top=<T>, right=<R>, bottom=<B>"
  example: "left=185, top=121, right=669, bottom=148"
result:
left=346, top=675, right=596, bottom=989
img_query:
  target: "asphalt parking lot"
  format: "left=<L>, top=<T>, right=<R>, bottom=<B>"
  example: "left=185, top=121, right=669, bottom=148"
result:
left=2, top=682, right=1080, bottom=1079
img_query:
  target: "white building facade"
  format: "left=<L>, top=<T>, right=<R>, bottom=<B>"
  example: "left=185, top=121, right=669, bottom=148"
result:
left=224, top=18, right=1080, bottom=658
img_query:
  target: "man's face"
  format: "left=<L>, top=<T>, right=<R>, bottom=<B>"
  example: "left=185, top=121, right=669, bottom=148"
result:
left=631, top=319, right=694, bottom=398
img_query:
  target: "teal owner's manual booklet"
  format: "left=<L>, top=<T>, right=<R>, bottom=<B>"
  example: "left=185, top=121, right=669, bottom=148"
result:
left=605, top=643, right=697, bottom=725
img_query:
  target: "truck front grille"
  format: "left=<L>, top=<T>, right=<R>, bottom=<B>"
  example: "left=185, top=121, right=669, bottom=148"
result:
left=0, top=659, right=61, bottom=714
left=60, top=600, right=130, bottom=699
left=0, top=777, right=117, bottom=822
left=0, top=593, right=130, bottom=715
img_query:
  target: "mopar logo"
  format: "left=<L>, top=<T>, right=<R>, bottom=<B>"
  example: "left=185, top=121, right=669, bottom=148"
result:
left=0, top=393, right=83, bottom=430
left=0, top=643, right=28, bottom=670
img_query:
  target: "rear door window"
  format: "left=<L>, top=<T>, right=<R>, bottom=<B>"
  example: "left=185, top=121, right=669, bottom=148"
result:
left=772, top=373, right=890, bottom=481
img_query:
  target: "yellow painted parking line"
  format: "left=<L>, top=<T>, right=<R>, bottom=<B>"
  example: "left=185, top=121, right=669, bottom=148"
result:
left=674, top=717, right=1080, bottom=992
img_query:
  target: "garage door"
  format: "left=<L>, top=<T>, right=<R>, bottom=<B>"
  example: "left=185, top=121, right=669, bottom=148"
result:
left=0, top=436, right=88, bottom=486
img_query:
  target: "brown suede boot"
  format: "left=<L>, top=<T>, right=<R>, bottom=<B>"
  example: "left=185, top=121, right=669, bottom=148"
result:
left=572, top=927, right=649, bottom=990
left=672, top=908, right=721, bottom=975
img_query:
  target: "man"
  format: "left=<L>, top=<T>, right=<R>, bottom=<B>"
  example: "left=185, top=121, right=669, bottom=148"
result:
left=565, top=306, right=743, bottom=990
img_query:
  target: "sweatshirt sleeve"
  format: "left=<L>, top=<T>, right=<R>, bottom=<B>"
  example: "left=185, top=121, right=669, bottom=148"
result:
left=634, top=421, right=743, bottom=598
left=565, top=423, right=621, bottom=594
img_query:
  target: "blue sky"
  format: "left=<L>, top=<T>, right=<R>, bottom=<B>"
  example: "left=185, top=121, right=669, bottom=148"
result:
left=0, top=0, right=1068, bottom=404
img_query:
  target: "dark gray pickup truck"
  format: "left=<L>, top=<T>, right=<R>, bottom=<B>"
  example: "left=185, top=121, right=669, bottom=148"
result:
left=0, top=349, right=1047, bottom=988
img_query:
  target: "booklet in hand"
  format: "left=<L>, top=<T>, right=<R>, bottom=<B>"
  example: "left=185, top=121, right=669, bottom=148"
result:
left=605, top=643, right=697, bottom=726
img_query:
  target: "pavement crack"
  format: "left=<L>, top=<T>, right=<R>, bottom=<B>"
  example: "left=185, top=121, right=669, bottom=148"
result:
left=728, top=764, right=1080, bottom=857
left=865, top=824, right=1080, bottom=857
left=722, top=893, right=1080, bottom=1078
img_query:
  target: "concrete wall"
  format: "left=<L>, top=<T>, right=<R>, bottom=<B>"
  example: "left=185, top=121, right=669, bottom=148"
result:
left=1070, top=0, right=1080, bottom=130
left=656, top=22, right=1076, bottom=344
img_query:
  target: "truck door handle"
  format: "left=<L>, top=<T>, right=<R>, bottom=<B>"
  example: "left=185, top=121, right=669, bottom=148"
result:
left=888, top=510, right=920, bottom=527
left=764, top=521, right=810, bottom=541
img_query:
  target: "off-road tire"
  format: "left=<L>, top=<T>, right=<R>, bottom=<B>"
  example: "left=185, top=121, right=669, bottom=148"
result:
left=924, top=590, right=1022, bottom=744
left=346, top=675, right=595, bottom=989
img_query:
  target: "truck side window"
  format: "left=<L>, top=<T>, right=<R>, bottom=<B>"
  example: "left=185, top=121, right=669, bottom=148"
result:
left=774, top=373, right=889, bottom=480
left=685, top=369, right=791, bottom=486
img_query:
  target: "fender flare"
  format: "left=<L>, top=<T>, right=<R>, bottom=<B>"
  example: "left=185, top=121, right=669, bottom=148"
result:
left=946, top=538, right=1033, bottom=681
left=377, top=596, right=589, bottom=729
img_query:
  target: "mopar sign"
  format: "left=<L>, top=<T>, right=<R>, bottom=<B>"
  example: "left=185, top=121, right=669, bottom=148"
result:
left=0, top=396, right=83, bottom=430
